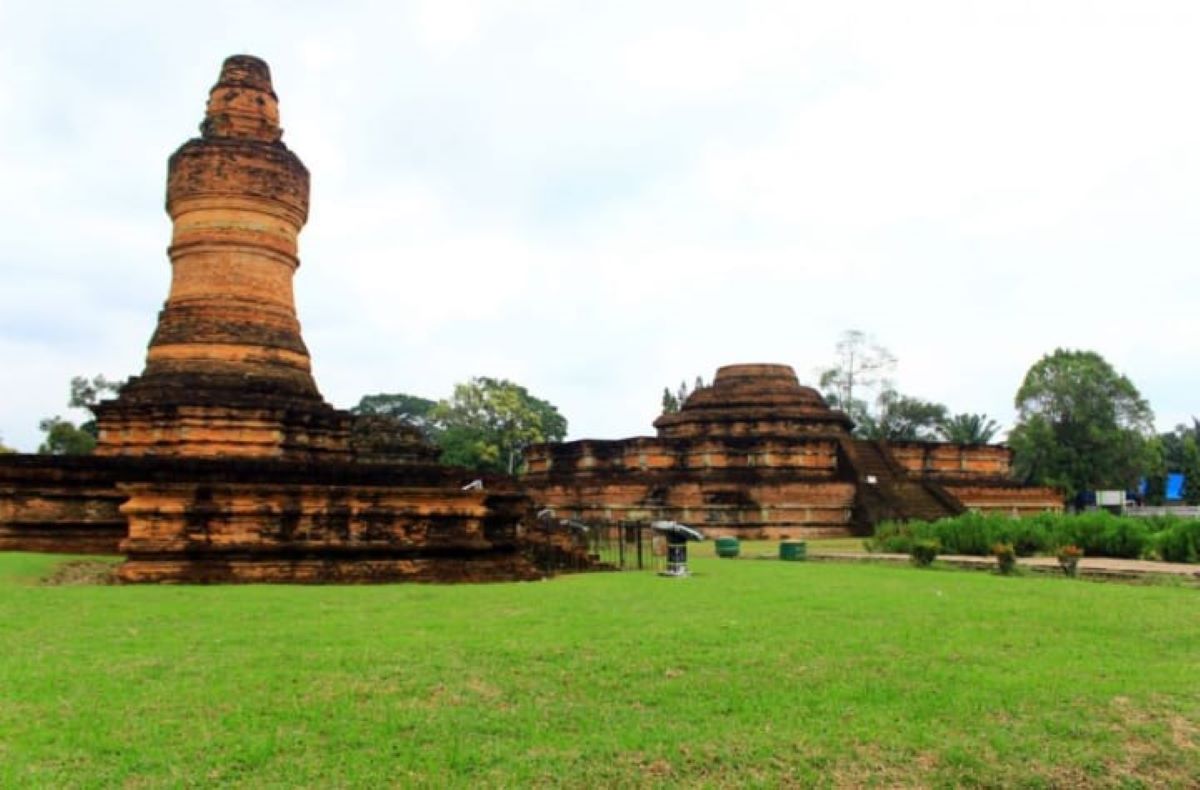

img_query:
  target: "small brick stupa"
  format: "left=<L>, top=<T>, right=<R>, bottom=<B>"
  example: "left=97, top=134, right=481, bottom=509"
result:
left=652, top=363, right=852, bottom=439
left=94, top=56, right=349, bottom=460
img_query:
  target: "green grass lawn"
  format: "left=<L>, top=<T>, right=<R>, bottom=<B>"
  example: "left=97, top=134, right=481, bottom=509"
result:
left=1, top=553, right=1197, bottom=787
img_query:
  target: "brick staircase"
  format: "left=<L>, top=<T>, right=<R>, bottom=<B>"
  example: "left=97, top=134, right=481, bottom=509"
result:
left=851, top=440, right=963, bottom=523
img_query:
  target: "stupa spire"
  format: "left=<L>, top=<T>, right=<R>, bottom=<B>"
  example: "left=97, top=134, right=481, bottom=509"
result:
left=94, top=55, right=349, bottom=459
left=200, top=55, right=283, bottom=142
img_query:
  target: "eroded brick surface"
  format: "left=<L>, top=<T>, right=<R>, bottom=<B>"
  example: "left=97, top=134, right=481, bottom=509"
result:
left=524, top=364, right=1062, bottom=537
left=93, top=55, right=348, bottom=461
left=0, top=56, right=588, bottom=583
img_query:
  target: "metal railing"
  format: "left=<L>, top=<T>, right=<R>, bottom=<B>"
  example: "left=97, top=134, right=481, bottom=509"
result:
left=1125, top=505, right=1200, bottom=519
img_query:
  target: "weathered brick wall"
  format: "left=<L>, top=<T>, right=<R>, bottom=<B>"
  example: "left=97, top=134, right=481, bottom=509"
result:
left=0, top=457, right=126, bottom=553
left=525, top=437, right=841, bottom=476
left=117, top=473, right=543, bottom=583
left=942, top=484, right=1064, bottom=516
left=526, top=472, right=857, bottom=538
left=887, top=442, right=1013, bottom=478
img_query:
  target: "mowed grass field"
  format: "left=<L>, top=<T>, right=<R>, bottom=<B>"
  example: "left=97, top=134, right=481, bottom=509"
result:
left=1, top=552, right=1197, bottom=787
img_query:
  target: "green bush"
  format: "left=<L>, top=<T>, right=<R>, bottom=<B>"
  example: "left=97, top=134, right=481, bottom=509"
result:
left=869, top=511, right=1195, bottom=562
left=866, top=522, right=916, bottom=554
left=930, top=512, right=994, bottom=556
left=1155, top=520, right=1200, bottom=564
left=1052, top=511, right=1150, bottom=559
left=1005, top=519, right=1049, bottom=557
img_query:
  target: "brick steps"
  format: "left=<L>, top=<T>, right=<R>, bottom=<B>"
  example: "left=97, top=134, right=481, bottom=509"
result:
left=852, top=440, right=961, bottom=523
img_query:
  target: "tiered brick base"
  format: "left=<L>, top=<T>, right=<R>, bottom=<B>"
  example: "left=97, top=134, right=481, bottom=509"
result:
left=117, top=471, right=541, bottom=583
left=0, top=455, right=576, bottom=583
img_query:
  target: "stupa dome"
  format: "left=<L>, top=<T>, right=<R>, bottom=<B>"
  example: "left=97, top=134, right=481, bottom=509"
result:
left=653, top=363, right=852, bottom=439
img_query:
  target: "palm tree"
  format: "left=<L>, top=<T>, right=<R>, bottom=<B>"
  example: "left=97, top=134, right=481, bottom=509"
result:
left=938, top=413, right=1001, bottom=444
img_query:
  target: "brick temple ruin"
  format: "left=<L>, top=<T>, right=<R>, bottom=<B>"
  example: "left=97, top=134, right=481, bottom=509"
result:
left=523, top=364, right=1061, bottom=539
left=0, top=56, right=585, bottom=583
left=0, top=56, right=1061, bottom=577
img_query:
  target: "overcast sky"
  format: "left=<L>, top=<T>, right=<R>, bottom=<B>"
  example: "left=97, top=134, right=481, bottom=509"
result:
left=1, top=1, right=1197, bottom=451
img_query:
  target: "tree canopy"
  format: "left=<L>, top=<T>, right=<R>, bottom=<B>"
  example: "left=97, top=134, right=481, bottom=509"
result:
left=431, top=378, right=568, bottom=474
left=937, top=413, right=1001, bottom=444
left=1008, top=349, right=1153, bottom=499
left=347, top=379, right=568, bottom=474
left=1179, top=436, right=1200, bottom=506
left=37, top=417, right=98, bottom=455
left=37, top=374, right=125, bottom=455
left=857, top=391, right=947, bottom=441
left=350, top=393, right=438, bottom=436
left=660, top=376, right=707, bottom=415
left=1159, top=418, right=1200, bottom=472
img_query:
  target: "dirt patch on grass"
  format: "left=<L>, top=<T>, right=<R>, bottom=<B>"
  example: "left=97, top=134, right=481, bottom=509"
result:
left=41, top=559, right=117, bottom=586
left=1170, top=715, right=1197, bottom=752
left=1102, top=696, right=1200, bottom=786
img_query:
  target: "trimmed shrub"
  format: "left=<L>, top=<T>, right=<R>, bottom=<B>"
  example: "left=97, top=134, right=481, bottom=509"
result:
left=992, top=542, right=1017, bottom=575
left=1056, top=544, right=1082, bottom=577
left=910, top=539, right=940, bottom=567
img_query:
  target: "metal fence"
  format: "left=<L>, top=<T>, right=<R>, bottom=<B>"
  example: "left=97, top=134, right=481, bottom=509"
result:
left=1125, top=506, right=1200, bottom=519
left=583, top=520, right=664, bottom=572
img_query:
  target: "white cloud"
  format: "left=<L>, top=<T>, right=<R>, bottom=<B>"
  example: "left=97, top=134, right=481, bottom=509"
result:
left=2, top=1, right=1199, bottom=450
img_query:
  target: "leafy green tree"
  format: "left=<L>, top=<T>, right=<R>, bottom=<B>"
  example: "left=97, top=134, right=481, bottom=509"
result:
left=1142, top=436, right=1168, bottom=506
left=659, top=376, right=707, bottom=415
left=1180, top=436, right=1200, bottom=506
left=351, top=393, right=438, bottom=436
left=938, top=413, right=1001, bottom=444
left=37, top=375, right=126, bottom=455
left=0, top=434, right=16, bottom=454
left=858, top=391, right=948, bottom=441
left=661, top=388, right=680, bottom=414
left=1160, top=418, right=1200, bottom=472
left=1008, top=349, right=1153, bottom=500
left=38, top=416, right=97, bottom=455
left=431, top=378, right=567, bottom=474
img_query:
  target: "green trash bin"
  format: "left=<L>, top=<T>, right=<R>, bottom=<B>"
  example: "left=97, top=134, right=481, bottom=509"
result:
left=779, top=540, right=807, bottom=561
left=714, top=536, right=740, bottom=558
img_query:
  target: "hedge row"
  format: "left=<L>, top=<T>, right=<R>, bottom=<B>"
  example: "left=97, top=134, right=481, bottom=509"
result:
left=868, top=511, right=1200, bottom=563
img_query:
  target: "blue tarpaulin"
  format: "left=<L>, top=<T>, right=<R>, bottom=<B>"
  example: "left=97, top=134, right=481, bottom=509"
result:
left=1140, top=473, right=1186, bottom=501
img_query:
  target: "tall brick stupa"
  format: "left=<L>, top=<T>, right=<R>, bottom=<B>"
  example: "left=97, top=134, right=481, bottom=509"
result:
left=94, top=55, right=350, bottom=460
